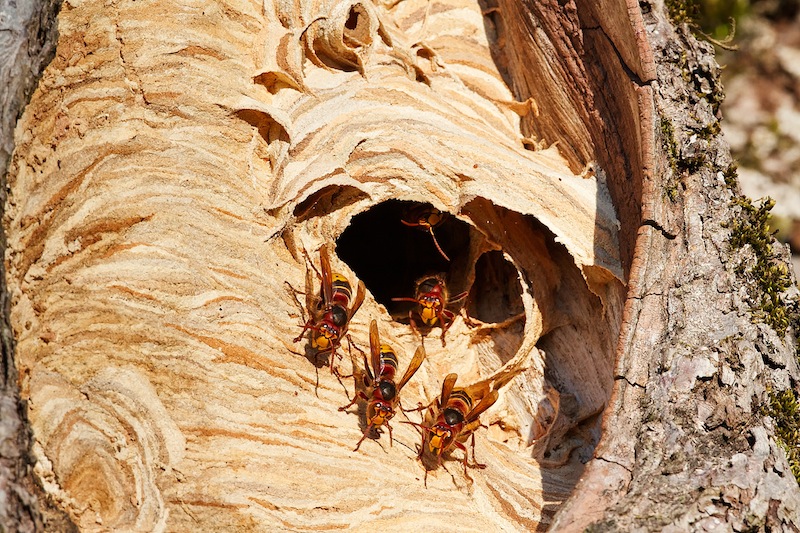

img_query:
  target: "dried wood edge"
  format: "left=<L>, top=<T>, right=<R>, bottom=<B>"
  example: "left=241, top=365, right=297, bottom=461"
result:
left=551, top=0, right=800, bottom=530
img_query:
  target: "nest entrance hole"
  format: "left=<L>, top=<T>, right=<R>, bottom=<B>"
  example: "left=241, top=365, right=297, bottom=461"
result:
left=336, top=200, right=526, bottom=340
left=336, top=200, right=470, bottom=319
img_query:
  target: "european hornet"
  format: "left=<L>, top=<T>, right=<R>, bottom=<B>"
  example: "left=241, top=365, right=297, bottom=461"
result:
left=293, top=244, right=366, bottom=375
left=401, top=204, right=450, bottom=261
left=407, top=373, right=498, bottom=486
left=339, top=319, right=426, bottom=451
left=392, top=274, right=467, bottom=346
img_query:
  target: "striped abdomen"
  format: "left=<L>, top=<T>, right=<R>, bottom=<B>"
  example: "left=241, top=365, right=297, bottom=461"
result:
left=331, top=273, right=352, bottom=306
left=377, top=344, right=398, bottom=381
left=446, top=388, right=474, bottom=415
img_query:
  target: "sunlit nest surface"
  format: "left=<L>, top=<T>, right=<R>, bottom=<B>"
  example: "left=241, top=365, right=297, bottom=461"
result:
left=336, top=199, right=615, bottom=467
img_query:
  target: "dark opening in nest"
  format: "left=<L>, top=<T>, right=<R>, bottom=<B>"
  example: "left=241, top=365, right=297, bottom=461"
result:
left=336, top=200, right=472, bottom=320
left=467, top=250, right=524, bottom=324
left=336, top=200, right=529, bottom=344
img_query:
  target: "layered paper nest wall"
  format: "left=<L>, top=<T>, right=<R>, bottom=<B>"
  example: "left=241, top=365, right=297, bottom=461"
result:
left=4, top=0, right=648, bottom=529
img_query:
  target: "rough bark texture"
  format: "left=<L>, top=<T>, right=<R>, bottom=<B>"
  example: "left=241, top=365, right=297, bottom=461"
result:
left=552, top=1, right=800, bottom=530
left=1, top=0, right=799, bottom=531
left=0, top=0, right=77, bottom=531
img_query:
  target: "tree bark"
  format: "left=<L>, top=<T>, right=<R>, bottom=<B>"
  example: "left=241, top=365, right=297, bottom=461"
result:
left=1, top=1, right=77, bottom=531
left=552, top=2, right=800, bottom=530
left=1, top=0, right=798, bottom=531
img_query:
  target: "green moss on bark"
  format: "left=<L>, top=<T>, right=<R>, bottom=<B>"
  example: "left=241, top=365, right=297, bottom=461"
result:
left=729, top=197, right=797, bottom=337
left=765, top=389, right=800, bottom=482
left=728, top=195, right=800, bottom=484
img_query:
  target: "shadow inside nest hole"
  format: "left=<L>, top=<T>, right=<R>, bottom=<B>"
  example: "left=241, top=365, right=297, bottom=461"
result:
left=335, top=199, right=526, bottom=354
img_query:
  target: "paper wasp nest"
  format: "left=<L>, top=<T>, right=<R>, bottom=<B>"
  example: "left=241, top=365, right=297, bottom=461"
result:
left=4, top=0, right=645, bottom=529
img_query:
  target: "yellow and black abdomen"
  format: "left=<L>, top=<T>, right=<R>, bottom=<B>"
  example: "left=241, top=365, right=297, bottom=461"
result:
left=330, top=273, right=352, bottom=305
left=447, top=388, right=474, bottom=414
left=378, top=344, right=398, bottom=380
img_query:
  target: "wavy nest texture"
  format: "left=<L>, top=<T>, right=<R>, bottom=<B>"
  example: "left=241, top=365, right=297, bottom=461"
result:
left=4, top=0, right=640, bottom=530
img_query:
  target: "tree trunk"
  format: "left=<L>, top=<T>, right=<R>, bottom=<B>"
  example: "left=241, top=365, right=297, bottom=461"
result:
left=552, top=2, right=800, bottom=530
left=1, top=1, right=77, bottom=531
left=1, top=0, right=798, bottom=531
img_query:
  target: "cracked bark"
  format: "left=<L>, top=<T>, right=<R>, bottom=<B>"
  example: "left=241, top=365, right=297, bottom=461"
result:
left=642, top=219, right=678, bottom=240
left=552, top=1, right=800, bottom=530
left=1, top=0, right=799, bottom=531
